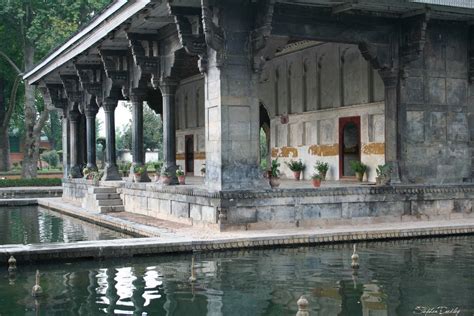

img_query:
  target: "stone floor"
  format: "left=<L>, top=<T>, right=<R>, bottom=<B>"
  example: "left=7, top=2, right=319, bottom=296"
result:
left=118, top=176, right=373, bottom=189
left=1, top=197, right=471, bottom=262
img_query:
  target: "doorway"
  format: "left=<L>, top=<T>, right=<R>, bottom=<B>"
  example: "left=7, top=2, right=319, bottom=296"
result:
left=339, top=116, right=361, bottom=178
left=185, top=135, right=194, bottom=175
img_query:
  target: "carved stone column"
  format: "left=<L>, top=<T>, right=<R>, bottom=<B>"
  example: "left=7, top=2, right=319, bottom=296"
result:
left=78, top=113, right=87, bottom=170
left=159, top=80, right=179, bottom=185
left=201, top=0, right=268, bottom=191
left=380, top=69, right=401, bottom=184
left=59, top=110, right=70, bottom=179
left=84, top=99, right=99, bottom=170
left=69, top=107, right=82, bottom=178
left=102, top=98, right=121, bottom=181
left=129, top=89, right=150, bottom=182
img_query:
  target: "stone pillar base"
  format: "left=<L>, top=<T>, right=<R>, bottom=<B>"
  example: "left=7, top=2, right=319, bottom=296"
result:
left=103, top=164, right=121, bottom=181
left=70, top=165, right=83, bottom=178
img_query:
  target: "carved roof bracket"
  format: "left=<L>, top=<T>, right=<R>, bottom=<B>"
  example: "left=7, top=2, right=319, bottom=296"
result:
left=400, top=11, right=430, bottom=64
left=74, top=63, right=104, bottom=100
left=469, top=26, right=474, bottom=83
left=358, top=39, right=399, bottom=87
left=60, top=74, right=83, bottom=104
left=44, top=83, right=68, bottom=112
left=201, top=0, right=225, bottom=67
left=126, top=32, right=160, bottom=85
left=98, top=49, right=129, bottom=87
left=171, top=7, right=208, bottom=73
left=251, top=0, right=289, bottom=73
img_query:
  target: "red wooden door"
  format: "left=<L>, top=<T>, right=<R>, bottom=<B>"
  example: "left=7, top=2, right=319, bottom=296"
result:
left=339, top=116, right=361, bottom=179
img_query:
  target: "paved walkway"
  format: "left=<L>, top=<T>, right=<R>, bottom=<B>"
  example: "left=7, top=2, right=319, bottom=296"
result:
left=0, top=197, right=472, bottom=263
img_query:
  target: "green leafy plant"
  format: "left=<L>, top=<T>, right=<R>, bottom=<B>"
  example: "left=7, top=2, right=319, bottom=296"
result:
left=376, top=163, right=391, bottom=178
left=311, top=173, right=322, bottom=180
left=200, top=164, right=206, bottom=174
left=176, top=168, right=185, bottom=176
left=41, top=150, right=59, bottom=169
left=285, top=159, right=305, bottom=172
left=350, top=160, right=368, bottom=174
left=315, top=161, right=329, bottom=175
left=153, top=161, right=163, bottom=172
left=161, top=171, right=171, bottom=177
left=83, top=166, right=97, bottom=179
left=270, top=159, right=280, bottom=178
left=0, top=178, right=62, bottom=187
left=133, top=165, right=146, bottom=175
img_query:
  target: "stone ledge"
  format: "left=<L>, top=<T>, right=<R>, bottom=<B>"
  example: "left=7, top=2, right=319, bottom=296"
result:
left=1, top=218, right=474, bottom=263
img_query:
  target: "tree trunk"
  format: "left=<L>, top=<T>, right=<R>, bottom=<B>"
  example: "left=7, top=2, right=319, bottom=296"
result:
left=21, top=42, right=40, bottom=178
left=0, top=79, right=9, bottom=171
left=0, top=128, right=10, bottom=171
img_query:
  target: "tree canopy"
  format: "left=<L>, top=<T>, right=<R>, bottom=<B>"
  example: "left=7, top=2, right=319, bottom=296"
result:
left=0, top=0, right=111, bottom=175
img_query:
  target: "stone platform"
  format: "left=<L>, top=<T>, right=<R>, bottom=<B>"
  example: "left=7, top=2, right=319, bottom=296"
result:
left=2, top=196, right=474, bottom=262
left=62, top=178, right=474, bottom=231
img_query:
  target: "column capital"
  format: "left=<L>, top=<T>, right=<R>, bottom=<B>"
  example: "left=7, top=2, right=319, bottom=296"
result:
left=102, top=98, right=118, bottom=113
left=159, top=80, right=178, bottom=96
left=69, top=108, right=81, bottom=122
left=129, top=88, right=147, bottom=104
left=379, top=68, right=399, bottom=88
left=84, top=102, right=99, bottom=118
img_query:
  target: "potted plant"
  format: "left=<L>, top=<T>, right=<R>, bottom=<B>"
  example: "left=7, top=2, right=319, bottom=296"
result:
left=311, top=173, right=322, bottom=188
left=132, top=165, right=147, bottom=183
left=200, top=164, right=206, bottom=177
left=268, top=159, right=281, bottom=188
left=153, top=161, right=163, bottom=182
left=350, top=160, right=368, bottom=182
left=285, top=159, right=305, bottom=181
left=161, top=171, right=172, bottom=185
left=83, top=166, right=97, bottom=180
left=176, top=167, right=185, bottom=185
left=376, top=163, right=392, bottom=185
left=315, top=161, right=329, bottom=181
left=91, top=171, right=103, bottom=186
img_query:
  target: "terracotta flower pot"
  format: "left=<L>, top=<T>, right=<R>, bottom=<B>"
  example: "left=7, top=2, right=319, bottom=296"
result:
left=312, top=178, right=321, bottom=188
left=355, top=172, right=364, bottom=182
left=153, top=174, right=160, bottom=182
left=320, top=171, right=327, bottom=181
left=293, top=171, right=301, bottom=181
left=161, top=176, right=171, bottom=185
left=134, top=173, right=142, bottom=183
left=178, top=175, right=186, bottom=185
left=269, top=177, right=280, bottom=188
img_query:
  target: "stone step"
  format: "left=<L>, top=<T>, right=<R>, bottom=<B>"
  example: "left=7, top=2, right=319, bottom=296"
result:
left=90, top=187, right=117, bottom=194
left=94, top=193, right=121, bottom=200
left=97, top=199, right=123, bottom=206
left=99, top=205, right=125, bottom=213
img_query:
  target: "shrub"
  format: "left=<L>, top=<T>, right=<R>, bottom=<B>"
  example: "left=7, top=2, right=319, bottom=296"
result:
left=270, top=159, right=280, bottom=178
left=315, top=161, right=329, bottom=174
left=350, top=160, right=367, bottom=174
left=41, top=150, right=59, bottom=168
left=285, top=159, right=305, bottom=172
left=0, top=178, right=62, bottom=187
left=176, top=167, right=185, bottom=176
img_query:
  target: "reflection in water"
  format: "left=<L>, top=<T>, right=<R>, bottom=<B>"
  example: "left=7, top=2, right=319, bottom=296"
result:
left=0, top=206, right=129, bottom=244
left=1, top=236, right=474, bottom=315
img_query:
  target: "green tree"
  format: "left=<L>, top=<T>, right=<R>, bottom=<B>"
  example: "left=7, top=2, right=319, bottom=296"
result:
left=0, top=0, right=110, bottom=177
left=120, top=103, right=163, bottom=155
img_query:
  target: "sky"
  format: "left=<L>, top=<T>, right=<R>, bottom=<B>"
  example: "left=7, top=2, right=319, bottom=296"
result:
left=97, top=101, right=131, bottom=137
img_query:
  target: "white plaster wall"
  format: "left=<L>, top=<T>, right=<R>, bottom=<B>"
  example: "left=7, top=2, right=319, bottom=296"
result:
left=271, top=102, right=385, bottom=182
left=176, top=127, right=205, bottom=176
left=119, top=151, right=161, bottom=163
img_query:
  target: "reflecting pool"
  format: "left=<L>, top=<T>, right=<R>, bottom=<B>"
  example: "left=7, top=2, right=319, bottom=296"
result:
left=1, top=236, right=473, bottom=315
left=0, top=206, right=129, bottom=244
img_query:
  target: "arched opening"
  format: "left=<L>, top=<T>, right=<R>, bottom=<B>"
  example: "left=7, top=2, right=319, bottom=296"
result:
left=259, top=103, right=271, bottom=170
left=339, top=116, right=361, bottom=178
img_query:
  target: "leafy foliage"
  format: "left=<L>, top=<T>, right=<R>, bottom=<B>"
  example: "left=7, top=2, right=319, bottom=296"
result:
left=314, top=161, right=329, bottom=174
left=350, top=160, right=368, bottom=174
left=270, top=159, right=280, bottom=178
left=285, top=159, right=305, bottom=172
left=0, top=178, right=61, bottom=187
left=40, top=150, right=59, bottom=168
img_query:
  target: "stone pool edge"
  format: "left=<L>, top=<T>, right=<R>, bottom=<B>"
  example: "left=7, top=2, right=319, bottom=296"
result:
left=1, top=198, right=474, bottom=262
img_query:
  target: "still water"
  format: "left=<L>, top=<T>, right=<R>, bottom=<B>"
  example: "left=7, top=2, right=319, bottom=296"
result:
left=1, top=236, right=473, bottom=315
left=0, top=206, right=129, bottom=244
